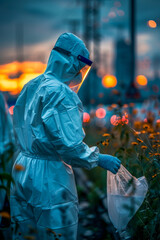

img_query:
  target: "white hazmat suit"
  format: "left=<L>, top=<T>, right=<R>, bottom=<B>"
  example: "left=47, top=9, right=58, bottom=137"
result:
left=10, top=33, right=99, bottom=240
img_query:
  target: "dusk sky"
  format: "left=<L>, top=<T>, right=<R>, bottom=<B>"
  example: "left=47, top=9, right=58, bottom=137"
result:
left=0, top=0, right=160, bottom=76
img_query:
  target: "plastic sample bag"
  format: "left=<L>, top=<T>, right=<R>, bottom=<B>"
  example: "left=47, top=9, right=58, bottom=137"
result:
left=107, top=165, right=148, bottom=231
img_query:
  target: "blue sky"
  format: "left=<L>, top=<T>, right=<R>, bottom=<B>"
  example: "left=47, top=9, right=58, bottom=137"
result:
left=0, top=0, right=160, bottom=76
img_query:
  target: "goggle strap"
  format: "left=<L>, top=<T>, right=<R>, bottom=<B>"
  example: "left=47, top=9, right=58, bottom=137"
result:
left=53, top=46, right=92, bottom=66
left=53, top=46, right=71, bottom=56
left=77, top=55, right=92, bottom=66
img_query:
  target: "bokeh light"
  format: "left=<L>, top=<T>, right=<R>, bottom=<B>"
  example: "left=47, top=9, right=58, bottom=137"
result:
left=102, top=75, right=117, bottom=88
left=122, top=115, right=129, bottom=124
left=0, top=61, right=46, bottom=93
left=9, top=105, right=14, bottom=115
left=117, top=10, right=125, bottom=16
left=147, top=20, right=157, bottom=28
left=136, top=75, right=148, bottom=86
left=110, top=115, right=120, bottom=126
left=96, top=108, right=106, bottom=119
left=83, top=112, right=90, bottom=123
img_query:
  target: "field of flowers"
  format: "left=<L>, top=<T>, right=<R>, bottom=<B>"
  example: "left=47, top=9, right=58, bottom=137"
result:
left=0, top=98, right=160, bottom=240
left=83, top=99, right=160, bottom=239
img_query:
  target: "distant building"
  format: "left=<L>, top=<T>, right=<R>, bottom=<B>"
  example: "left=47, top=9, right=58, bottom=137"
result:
left=114, top=39, right=132, bottom=101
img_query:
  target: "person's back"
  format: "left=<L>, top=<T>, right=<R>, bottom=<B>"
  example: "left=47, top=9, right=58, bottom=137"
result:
left=11, top=75, right=81, bottom=240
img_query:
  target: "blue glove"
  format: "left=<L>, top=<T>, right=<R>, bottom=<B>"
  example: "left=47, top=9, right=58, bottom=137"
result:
left=98, top=154, right=121, bottom=174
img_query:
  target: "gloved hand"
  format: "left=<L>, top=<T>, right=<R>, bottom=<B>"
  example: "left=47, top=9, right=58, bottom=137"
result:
left=98, top=154, right=121, bottom=174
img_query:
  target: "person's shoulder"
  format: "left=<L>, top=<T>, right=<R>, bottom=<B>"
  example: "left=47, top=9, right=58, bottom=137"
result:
left=42, top=77, right=64, bottom=97
left=42, top=77, right=82, bottom=109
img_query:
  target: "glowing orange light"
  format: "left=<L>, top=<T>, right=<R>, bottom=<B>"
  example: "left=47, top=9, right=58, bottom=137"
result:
left=83, top=112, right=90, bottom=123
left=102, top=75, right=117, bottom=88
left=0, top=61, right=46, bottom=75
left=144, top=118, right=148, bottom=122
left=136, top=75, right=148, bottom=86
left=123, top=104, right=128, bottom=108
left=111, top=103, right=118, bottom=108
left=9, top=105, right=14, bottom=115
left=0, top=61, right=46, bottom=93
left=148, top=20, right=157, bottom=28
left=110, top=115, right=120, bottom=126
left=110, top=114, right=128, bottom=126
left=156, top=119, right=160, bottom=123
left=122, top=115, right=129, bottom=125
left=96, top=108, right=106, bottom=119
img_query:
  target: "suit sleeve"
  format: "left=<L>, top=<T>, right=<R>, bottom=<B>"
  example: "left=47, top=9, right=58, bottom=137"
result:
left=41, top=85, right=99, bottom=170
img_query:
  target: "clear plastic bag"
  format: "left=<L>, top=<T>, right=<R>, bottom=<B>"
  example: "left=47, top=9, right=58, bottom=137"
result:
left=107, top=165, right=148, bottom=231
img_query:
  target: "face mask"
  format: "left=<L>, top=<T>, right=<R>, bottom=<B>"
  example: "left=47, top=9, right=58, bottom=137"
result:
left=69, top=65, right=91, bottom=93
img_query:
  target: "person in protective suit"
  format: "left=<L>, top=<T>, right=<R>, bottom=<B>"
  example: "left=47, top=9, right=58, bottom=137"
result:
left=10, top=33, right=121, bottom=240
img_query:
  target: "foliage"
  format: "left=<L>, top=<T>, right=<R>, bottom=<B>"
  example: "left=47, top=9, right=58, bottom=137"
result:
left=0, top=142, right=14, bottom=195
left=84, top=103, right=160, bottom=239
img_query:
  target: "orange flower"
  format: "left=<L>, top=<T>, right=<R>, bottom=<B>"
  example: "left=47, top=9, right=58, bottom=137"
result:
left=143, top=124, right=149, bottom=129
left=141, top=146, right=147, bottom=149
left=103, top=133, right=110, bottom=137
left=134, top=121, right=141, bottom=130
left=149, top=134, right=155, bottom=139
left=152, top=174, right=157, bottom=178
left=123, top=104, right=128, bottom=108
left=156, top=123, right=160, bottom=128
left=134, top=131, right=141, bottom=135
left=154, top=153, right=160, bottom=156
left=124, top=112, right=128, bottom=118
left=152, top=145, right=157, bottom=148
left=111, top=104, right=118, bottom=108
left=0, top=212, right=10, bottom=219
left=141, top=130, right=146, bottom=134
left=149, top=153, right=154, bottom=157
left=148, top=128, right=154, bottom=133
left=102, top=141, right=109, bottom=146
left=132, top=109, right=138, bottom=115
left=131, top=142, right=138, bottom=146
left=137, top=138, right=143, bottom=143
left=14, top=164, right=25, bottom=171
